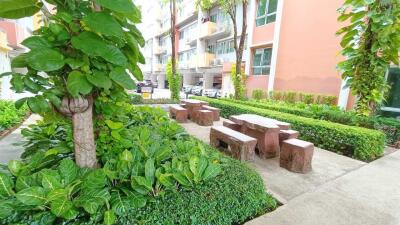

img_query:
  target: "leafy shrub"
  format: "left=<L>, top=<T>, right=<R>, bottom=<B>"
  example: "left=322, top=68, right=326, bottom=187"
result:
left=269, top=91, right=337, bottom=106
left=251, top=89, right=266, bottom=101
left=129, top=94, right=144, bottom=104
left=0, top=103, right=275, bottom=224
left=142, top=98, right=180, bottom=104
left=0, top=101, right=29, bottom=133
left=220, top=98, right=400, bottom=146
left=193, top=97, right=386, bottom=161
left=166, top=59, right=181, bottom=100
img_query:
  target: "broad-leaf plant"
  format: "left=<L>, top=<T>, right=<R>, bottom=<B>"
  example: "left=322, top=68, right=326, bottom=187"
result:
left=0, top=0, right=144, bottom=168
left=0, top=0, right=222, bottom=224
left=337, top=0, right=400, bottom=116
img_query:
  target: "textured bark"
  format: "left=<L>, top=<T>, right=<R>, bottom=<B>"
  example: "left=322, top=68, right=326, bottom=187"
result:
left=58, top=96, right=98, bottom=168
left=71, top=96, right=98, bottom=168
left=170, top=0, right=177, bottom=75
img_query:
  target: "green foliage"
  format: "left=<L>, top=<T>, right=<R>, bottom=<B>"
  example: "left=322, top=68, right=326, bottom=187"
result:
left=0, top=100, right=29, bottom=133
left=337, top=0, right=400, bottom=115
left=231, top=64, right=246, bottom=100
left=251, top=89, right=267, bottom=101
left=166, top=59, right=181, bottom=101
left=269, top=91, right=337, bottom=106
left=218, top=98, right=400, bottom=146
left=0, top=0, right=144, bottom=114
left=129, top=93, right=144, bottom=104
left=0, top=104, right=226, bottom=224
left=193, top=96, right=386, bottom=161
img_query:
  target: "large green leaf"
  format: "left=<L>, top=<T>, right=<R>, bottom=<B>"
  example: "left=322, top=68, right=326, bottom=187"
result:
left=41, top=172, right=62, bottom=191
left=47, top=188, right=68, bottom=201
left=82, top=169, right=107, bottom=191
left=21, top=36, right=52, bottom=49
left=119, top=150, right=133, bottom=162
left=26, top=48, right=65, bottom=71
left=0, top=172, right=14, bottom=197
left=105, top=120, right=124, bottom=130
left=95, top=0, right=139, bottom=14
left=16, top=175, right=36, bottom=191
left=110, top=192, right=130, bottom=216
left=87, top=71, right=112, bottom=90
left=66, top=71, right=93, bottom=97
left=132, top=176, right=152, bottom=191
left=50, top=198, right=73, bottom=218
left=71, top=31, right=127, bottom=66
left=158, top=173, right=174, bottom=188
left=58, top=159, right=79, bottom=185
left=189, top=156, right=208, bottom=182
left=0, top=199, right=14, bottom=219
left=76, top=189, right=110, bottom=214
left=202, top=163, right=221, bottom=181
left=110, top=67, right=136, bottom=90
left=83, top=12, right=124, bottom=38
left=32, top=211, right=56, bottom=225
left=27, top=96, right=50, bottom=113
left=8, top=160, right=23, bottom=176
left=16, top=187, right=46, bottom=206
left=0, top=0, right=42, bottom=19
left=11, top=53, right=28, bottom=68
left=104, top=210, right=116, bottom=225
left=144, top=158, right=155, bottom=184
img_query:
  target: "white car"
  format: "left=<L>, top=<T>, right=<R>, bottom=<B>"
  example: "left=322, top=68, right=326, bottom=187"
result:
left=182, top=85, right=193, bottom=94
left=204, top=89, right=222, bottom=98
left=192, top=86, right=203, bottom=96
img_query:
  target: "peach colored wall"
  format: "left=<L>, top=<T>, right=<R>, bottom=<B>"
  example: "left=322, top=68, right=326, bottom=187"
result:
left=273, top=0, right=344, bottom=97
left=0, top=22, right=17, bottom=46
left=246, top=75, right=269, bottom=97
left=252, top=23, right=275, bottom=45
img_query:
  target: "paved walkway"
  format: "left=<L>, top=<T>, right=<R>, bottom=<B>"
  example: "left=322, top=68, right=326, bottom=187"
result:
left=0, top=114, right=41, bottom=164
left=180, top=118, right=400, bottom=225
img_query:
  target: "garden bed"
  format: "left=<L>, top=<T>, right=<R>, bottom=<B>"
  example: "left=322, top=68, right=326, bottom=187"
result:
left=0, top=104, right=276, bottom=225
left=193, top=97, right=386, bottom=162
left=0, top=101, right=30, bottom=139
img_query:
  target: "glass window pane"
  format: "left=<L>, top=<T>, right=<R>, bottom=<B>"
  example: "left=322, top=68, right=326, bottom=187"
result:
left=266, top=14, right=276, bottom=24
left=253, top=54, right=262, bottom=67
left=262, top=48, right=272, bottom=66
left=254, top=68, right=262, bottom=75
left=256, top=17, right=265, bottom=26
left=267, top=0, right=278, bottom=14
left=257, top=0, right=267, bottom=17
left=262, top=67, right=270, bottom=75
left=386, top=68, right=400, bottom=108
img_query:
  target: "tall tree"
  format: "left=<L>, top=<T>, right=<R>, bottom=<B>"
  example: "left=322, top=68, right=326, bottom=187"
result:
left=197, top=0, right=248, bottom=99
left=0, top=0, right=144, bottom=167
left=337, top=0, right=400, bottom=116
left=162, top=0, right=180, bottom=100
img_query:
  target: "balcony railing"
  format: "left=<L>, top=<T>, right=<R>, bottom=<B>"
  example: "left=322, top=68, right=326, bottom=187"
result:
left=199, top=21, right=231, bottom=40
left=197, top=53, right=216, bottom=68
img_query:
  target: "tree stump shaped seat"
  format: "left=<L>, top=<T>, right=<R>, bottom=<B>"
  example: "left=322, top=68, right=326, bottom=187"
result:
left=210, top=126, right=257, bottom=161
left=192, top=110, right=213, bottom=126
left=223, top=119, right=241, bottom=131
left=202, top=105, right=220, bottom=121
left=280, top=139, right=314, bottom=173
left=169, top=105, right=188, bottom=123
left=279, top=130, right=300, bottom=146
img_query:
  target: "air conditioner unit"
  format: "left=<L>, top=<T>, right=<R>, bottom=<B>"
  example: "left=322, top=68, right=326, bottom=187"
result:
left=209, top=59, right=215, bottom=66
left=215, top=58, right=222, bottom=65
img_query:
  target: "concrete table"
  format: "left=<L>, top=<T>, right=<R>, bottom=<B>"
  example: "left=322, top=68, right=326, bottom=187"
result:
left=230, top=114, right=283, bottom=159
left=181, top=99, right=208, bottom=119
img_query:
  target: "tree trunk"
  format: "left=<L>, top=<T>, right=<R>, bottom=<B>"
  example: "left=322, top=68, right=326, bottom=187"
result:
left=72, top=97, right=97, bottom=168
left=170, top=0, right=177, bottom=75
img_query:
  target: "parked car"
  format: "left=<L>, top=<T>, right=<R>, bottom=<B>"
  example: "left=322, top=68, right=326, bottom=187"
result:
left=137, top=80, right=154, bottom=93
left=190, top=81, right=204, bottom=96
left=203, top=84, right=222, bottom=98
left=182, top=85, right=194, bottom=94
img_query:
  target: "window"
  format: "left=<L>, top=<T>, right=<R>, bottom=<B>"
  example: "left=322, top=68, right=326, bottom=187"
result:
left=216, top=39, right=235, bottom=55
left=385, top=68, right=400, bottom=109
left=256, top=0, right=278, bottom=26
left=179, top=30, right=185, bottom=40
left=252, top=48, right=272, bottom=75
left=210, top=14, right=217, bottom=23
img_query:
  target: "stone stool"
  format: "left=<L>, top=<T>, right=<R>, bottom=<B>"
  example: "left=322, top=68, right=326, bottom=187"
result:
left=223, top=119, right=241, bottom=131
left=279, top=130, right=300, bottom=146
left=169, top=105, right=188, bottom=123
left=193, top=110, right=213, bottom=126
left=280, top=139, right=314, bottom=173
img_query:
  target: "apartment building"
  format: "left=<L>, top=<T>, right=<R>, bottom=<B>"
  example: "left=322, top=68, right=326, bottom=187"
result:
left=138, top=0, right=399, bottom=114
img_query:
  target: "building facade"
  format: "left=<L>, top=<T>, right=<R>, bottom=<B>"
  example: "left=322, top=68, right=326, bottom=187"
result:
left=137, top=0, right=399, bottom=114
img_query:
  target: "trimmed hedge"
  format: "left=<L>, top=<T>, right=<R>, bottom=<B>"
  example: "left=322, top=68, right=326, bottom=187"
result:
left=0, top=100, right=29, bottom=133
left=193, top=97, right=385, bottom=161
left=220, top=98, right=400, bottom=146
left=117, top=159, right=276, bottom=225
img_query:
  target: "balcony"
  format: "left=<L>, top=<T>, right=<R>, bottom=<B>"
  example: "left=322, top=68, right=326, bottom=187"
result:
left=185, top=37, right=197, bottom=46
left=197, top=53, right=216, bottom=68
left=200, top=21, right=231, bottom=40
left=0, top=30, right=11, bottom=51
left=154, top=64, right=164, bottom=72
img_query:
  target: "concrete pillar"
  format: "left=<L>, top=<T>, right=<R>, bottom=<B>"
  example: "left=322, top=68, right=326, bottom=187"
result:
left=158, top=73, right=166, bottom=89
left=183, top=72, right=195, bottom=85
left=204, top=73, right=214, bottom=89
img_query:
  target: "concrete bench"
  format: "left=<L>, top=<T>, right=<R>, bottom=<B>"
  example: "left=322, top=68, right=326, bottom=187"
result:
left=210, top=126, right=257, bottom=161
left=180, top=103, right=186, bottom=108
left=279, top=129, right=299, bottom=146
left=169, top=105, right=188, bottom=123
left=223, top=119, right=241, bottom=131
left=280, top=139, right=314, bottom=173
left=193, top=110, right=213, bottom=126
left=202, top=105, right=220, bottom=121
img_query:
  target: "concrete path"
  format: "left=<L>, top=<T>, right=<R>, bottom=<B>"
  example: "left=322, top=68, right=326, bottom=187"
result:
left=180, top=117, right=400, bottom=225
left=0, top=114, right=41, bottom=164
